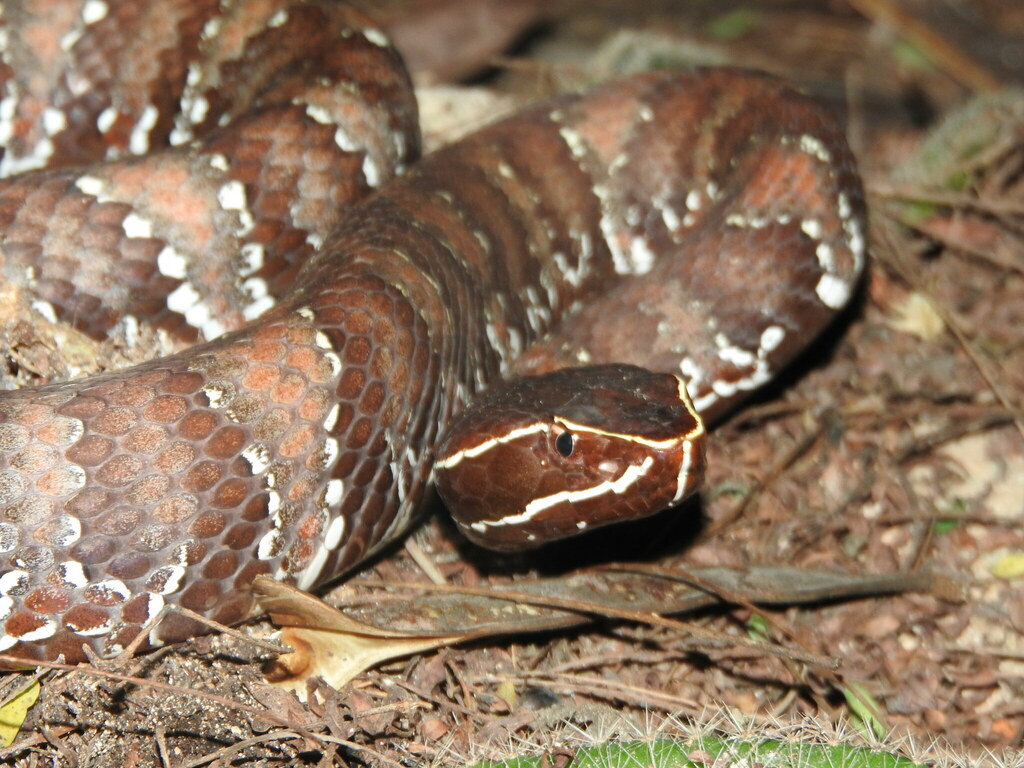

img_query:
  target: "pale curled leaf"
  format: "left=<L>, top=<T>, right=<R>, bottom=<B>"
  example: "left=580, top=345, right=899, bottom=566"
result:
left=256, top=578, right=466, bottom=697
left=887, top=292, right=946, bottom=340
left=266, top=627, right=458, bottom=699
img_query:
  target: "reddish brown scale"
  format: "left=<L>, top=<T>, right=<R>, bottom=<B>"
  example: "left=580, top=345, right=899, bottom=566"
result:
left=0, top=20, right=865, bottom=666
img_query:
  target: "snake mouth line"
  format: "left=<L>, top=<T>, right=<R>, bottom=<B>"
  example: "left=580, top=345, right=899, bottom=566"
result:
left=469, top=455, right=657, bottom=532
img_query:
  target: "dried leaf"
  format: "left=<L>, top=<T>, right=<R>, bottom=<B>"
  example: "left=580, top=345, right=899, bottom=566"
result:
left=257, top=579, right=466, bottom=697
left=496, top=679, right=518, bottom=710
left=887, top=292, right=946, bottom=340
left=0, top=678, right=40, bottom=747
left=990, top=551, right=1024, bottom=580
left=255, top=567, right=938, bottom=694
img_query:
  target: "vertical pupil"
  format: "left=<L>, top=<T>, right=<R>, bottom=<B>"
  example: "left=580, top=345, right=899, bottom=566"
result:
left=555, top=431, right=574, bottom=457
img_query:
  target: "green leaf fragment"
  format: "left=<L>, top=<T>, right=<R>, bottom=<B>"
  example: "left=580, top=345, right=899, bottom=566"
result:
left=891, top=40, right=934, bottom=71
left=706, top=9, right=759, bottom=41
left=844, top=682, right=888, bottom=739
left=747, top=613, right=771, bottom=641
left=898, top=200, right=940, bottom=224
left=941, top=169, right=969, bottom=192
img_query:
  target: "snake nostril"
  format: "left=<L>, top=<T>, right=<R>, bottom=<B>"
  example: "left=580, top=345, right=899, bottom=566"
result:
left=554, top=430, right=574, bottom=457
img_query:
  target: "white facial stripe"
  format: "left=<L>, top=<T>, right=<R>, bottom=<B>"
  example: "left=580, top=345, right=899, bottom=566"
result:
left=471, top=456, right=655, bottom=532
left=436, top=422, right=547, bottom=469
left=442, top=378, right=703, bottom=469
left=553, top=416, right=684, bottom=449
left=554, top=379, right=704, bottom=450
left=671, top=439, right=700, bottom=504
left=674, top=375, right=705, bottom=437
left=670, top=377, right=704, bottom=504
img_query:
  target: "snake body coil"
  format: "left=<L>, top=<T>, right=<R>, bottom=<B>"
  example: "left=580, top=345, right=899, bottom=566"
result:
left=0, top=0, right=865, bottom=665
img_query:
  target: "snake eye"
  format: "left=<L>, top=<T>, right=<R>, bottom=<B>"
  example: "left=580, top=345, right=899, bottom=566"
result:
left=554, top=430, right=574, bottom=457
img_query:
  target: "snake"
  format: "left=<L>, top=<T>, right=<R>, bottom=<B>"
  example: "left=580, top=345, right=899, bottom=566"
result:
left=0, top=0, right=866, bottom=666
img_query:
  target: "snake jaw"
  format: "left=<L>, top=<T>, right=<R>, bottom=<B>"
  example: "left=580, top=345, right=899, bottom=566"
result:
left=434, top=364, right=707, bottom=551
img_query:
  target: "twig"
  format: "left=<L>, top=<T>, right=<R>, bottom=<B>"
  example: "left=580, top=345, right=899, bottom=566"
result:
left=478, top=670, right=703, bottom=714
left=155, top=728, right=172, bottom=768
left=404, top=537, right=449, bottom=585
left=387, top=676, right=479, bottom=719
left=596, top=561, right=912, bottom=727
left=894, top=412, right=1017, bottom=462
left=885, top=210, right=1024, bottom=277
left=356, top=579, right=839, bottom=670
left=102, top=602, right=290, bottom=674
left=893, top=465, right=938, bottom=573
left=870, top=183, right=1024, bottom=220
left=177, top=732, right=306, bottom=768
left=0, top=666, right=49, bottom=709
left=39, top=727, right=78, bottom=768
left=0, top=663, right=410, bottom=768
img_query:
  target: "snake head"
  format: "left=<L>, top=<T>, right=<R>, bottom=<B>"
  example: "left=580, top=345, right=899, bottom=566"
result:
left=434, top=364, right=706, bottom=551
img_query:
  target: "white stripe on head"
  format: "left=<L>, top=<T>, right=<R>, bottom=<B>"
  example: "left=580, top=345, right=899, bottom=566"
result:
left=470, top=456, right=655, bottom=532
left=436, top=422, right=547, bottom=469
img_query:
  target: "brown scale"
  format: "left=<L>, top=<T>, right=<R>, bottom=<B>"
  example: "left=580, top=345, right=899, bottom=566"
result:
left=514, top=71, right=866, bottom=425
left=0, top=0, right=419, bottom=344
left=0, top=3, right=865, bottom=666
